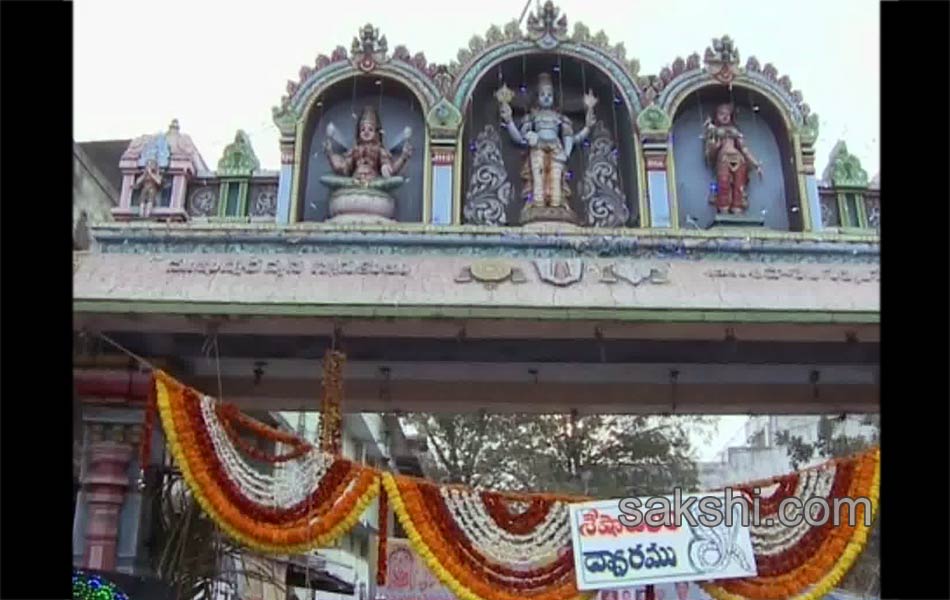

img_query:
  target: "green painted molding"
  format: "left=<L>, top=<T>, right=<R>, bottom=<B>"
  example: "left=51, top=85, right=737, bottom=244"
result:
left=636, top=105, right=672, bottom=137
left=272, top=105, right=299, bottom=137
left=798, top=113, right=819, bottom=147
left=73, top=300, right=879, bottom=324
left=217, top=131, right=260, bottom=177
left=426, top=98, right=463, bottom=136
left=823, top=141, right=868, bottom=188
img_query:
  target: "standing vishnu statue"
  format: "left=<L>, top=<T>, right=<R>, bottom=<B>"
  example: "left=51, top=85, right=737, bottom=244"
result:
left=703, top=102, right=763, bottom=215
left=496, top=72, right=597, bottom=224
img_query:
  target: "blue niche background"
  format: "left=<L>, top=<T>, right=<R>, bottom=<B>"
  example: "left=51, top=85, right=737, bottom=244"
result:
left=671, top=89, right=801, bottom=231
left=301, top=77, right=425, bottom=222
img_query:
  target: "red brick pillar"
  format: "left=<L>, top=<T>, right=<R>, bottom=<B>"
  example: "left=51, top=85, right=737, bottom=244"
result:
left=81, top=432, right=135, bottom=571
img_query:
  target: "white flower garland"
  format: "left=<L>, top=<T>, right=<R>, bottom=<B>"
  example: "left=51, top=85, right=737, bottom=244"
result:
left=750, top=463, right=836, bottom=555
left=440, top=488, right=572, bottom=568
left=198, top=395, right=332, bottom=508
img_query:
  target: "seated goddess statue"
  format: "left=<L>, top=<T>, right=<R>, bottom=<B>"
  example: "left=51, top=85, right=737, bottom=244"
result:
left=497, top=73, right=597, bottom=225
left=320, top=106, right=413, bottom=222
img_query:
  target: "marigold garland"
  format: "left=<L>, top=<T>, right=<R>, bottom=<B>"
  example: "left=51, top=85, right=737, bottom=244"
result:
left=319, top=350, right=345, bottom=455
left=700, top=448, right=880, bottom=600
left=383, top=473, right=585, bottom=600
left=154, top=370, right=379, bottom=554
left=148, top=367, right=879, bottom=600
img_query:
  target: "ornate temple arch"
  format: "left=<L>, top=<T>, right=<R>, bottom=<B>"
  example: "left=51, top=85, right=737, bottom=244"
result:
left=641, top=36, right=821, bottom=231
left=449, top=2, right=649, bottom=226
left=272, top=25, right=449, bottom=223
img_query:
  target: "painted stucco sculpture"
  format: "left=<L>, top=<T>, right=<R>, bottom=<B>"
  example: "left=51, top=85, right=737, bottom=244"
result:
left=133, top=159, right=165, bottom=218
left=463, top=124, right=512, bottom=226
left=321, top=106, right=413, bottom=223
left=581, top=122, right=629, bottom=227
left=496, top=73, right=597, bottom=225
left=703, top=103, right=763, bottom=215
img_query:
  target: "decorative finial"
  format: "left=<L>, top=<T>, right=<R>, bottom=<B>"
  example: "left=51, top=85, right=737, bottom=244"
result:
left=704, top=35, right=741, bottom=84
left=526, top=0, right=568, bottom=49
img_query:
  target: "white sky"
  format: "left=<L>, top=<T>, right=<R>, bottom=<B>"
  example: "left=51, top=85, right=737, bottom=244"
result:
left=74, top=0, right=879, bottom=179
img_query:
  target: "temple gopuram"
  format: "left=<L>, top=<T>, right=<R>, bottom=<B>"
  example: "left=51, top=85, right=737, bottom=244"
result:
left=73, top=3, right=879, bottom=599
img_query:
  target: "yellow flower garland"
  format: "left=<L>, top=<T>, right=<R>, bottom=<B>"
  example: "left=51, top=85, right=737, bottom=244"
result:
left=382, top=473, right=595, bottom=600
left=152, top=370, right=881, bottom=598
left=156, top=378, right=379, bottom=554
left=700, top=449, right=880, bottom=600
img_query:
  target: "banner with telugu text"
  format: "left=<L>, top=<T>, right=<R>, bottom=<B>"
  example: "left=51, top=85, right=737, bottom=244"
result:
left=569, top=495, right=756, bottom=590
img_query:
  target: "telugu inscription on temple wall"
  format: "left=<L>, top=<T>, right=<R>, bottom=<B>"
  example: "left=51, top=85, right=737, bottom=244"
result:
left=162, top=257, right=411, bottom=277
left=704, top=267, right=879, bottom=283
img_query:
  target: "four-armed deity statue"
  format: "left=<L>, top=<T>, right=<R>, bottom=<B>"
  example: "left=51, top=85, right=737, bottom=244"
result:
left=703, top=102, right=763, bottom=216
left=321, top=106, right=413, bottom=223
left=496, top=73, right=597, bottom=225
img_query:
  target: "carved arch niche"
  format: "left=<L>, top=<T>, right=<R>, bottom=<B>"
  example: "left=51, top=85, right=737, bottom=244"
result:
left=459, top=53, right=642, bottom=228
left=661, top=39, right=811, bottom=232
left=286, top=27, right=442, bottom=224
left=453, top=3, right=645, bottom=228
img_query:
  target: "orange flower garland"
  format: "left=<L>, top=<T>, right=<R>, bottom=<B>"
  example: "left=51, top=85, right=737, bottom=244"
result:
left=153, top=370, right=379, bottom=554
left=148, top=367, right=879, bottom=600
left=700, top=447, right=880, bottom=600
left=384, top=473, right=585, bottom=600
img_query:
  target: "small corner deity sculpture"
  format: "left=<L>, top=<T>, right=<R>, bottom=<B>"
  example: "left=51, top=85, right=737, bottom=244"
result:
left=320, top=106, right=413, bottom=222
left=133, top=159, right=164, bottom=218
left=496, top=72, right=597, bottom=225
left=703, top=102, right=763, bottom=215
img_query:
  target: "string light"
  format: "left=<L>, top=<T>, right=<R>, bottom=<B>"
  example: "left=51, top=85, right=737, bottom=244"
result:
left=72, top=571, right=129, bottom=600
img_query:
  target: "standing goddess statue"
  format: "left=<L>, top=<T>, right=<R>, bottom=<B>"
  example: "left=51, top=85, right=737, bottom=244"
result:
left=703, top=102, right=763, bottom=215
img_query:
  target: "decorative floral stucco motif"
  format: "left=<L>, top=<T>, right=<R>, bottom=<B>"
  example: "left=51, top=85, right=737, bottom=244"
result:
left=217, top=131, right=260, bottom=177
left=351, top=23, right=389, bottom=71
left=571, top=22, right=640, bottom=77
left=272, top=105, right=298, bottom=137
left=823, top=141, right=869, bottom=188
left=277, top=25, right=447, bottom=128
left=704, top=35, right=741, bottom=84
left=526, top=0, right=568, bottom=49
left=798, top=113, right=820, bottom=147
left=637, top=53, right=701, bottom=106
left=426, top=98, right=463, bottom=137
left=636, top=105, right=672, bottom=136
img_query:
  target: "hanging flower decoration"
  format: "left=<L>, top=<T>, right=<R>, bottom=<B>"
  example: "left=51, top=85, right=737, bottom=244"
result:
left=320, top=350, right=345, bottom=455
left=382, top=472, right=588, bottom=600
left=700, top=447, right=880, bottom=600
left=377, top=487, right=389, bottom=585
left=148, top=366, right=878, bottom=600
left=153, top=370, right=379, bottom=554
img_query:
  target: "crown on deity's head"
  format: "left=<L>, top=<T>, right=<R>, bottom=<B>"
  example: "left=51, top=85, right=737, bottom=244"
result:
left=537, top=72, right=554, bottom=88
left=358, top=105, right=380, bottom=127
